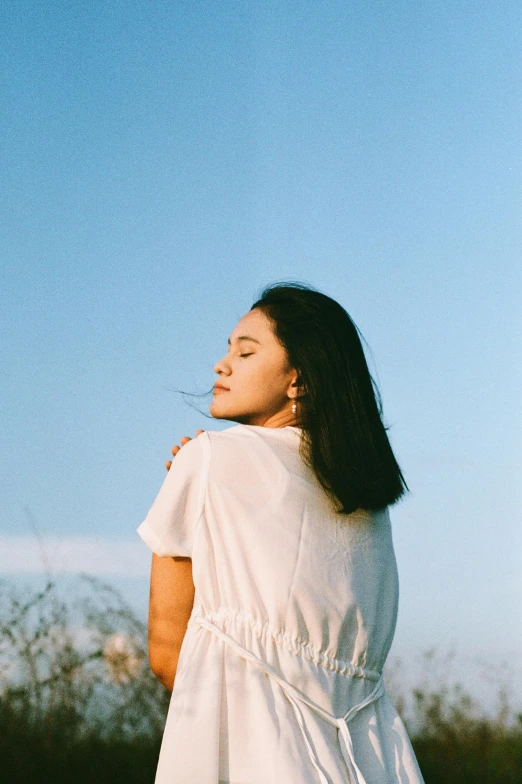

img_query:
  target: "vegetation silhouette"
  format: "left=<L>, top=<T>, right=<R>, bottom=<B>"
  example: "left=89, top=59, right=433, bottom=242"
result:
left=1, top=577, right=520, bottom=783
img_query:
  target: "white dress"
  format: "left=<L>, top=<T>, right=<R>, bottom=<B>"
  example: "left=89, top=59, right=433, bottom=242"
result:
left=137, top=424, right=425, bottom=784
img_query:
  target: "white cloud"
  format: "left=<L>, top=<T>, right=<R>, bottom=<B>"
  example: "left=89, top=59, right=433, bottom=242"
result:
left=0, top=535, right=151, bottom=576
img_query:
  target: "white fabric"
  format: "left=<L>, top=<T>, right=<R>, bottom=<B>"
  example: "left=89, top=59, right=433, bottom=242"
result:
left=137, top=424, right=425, bottom=784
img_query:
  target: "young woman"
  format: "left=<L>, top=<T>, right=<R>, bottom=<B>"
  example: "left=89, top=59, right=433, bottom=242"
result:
left=137, top=283, right=425, bottom=784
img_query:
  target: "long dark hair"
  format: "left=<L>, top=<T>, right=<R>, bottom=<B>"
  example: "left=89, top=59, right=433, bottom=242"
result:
left=251, top=282, right=408, bottom=514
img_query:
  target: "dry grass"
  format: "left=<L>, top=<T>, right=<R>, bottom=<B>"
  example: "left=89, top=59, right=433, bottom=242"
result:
left=1, top=576, right=521, bottom=783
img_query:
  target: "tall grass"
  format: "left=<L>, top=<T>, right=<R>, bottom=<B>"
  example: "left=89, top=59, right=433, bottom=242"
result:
left=385, top=649, right=522, bottom=782
left=0, top=575, right=169, bottom=783
left=1, top=576, right=520, bottom=783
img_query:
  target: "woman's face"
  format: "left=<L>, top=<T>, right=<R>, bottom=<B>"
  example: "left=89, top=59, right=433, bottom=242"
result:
left=210, top=308, right=300, bottom=428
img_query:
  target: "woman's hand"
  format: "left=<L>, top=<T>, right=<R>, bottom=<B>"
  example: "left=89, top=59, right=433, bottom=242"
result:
left=165, top=429, right=205, bottom=471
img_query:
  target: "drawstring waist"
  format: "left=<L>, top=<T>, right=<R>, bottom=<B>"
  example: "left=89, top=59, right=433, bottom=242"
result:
left=195, top=614, right=385, bottom=784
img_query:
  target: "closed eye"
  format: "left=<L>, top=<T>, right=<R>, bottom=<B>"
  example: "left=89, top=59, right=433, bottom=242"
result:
left=240, top=353, right=253, bottom=358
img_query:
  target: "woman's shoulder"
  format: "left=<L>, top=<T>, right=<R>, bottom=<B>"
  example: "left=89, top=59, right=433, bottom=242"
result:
left=205, top=423, right=301, bottom=447
left=204, top=423, right=261, bottom=451
left=203, top=425, right=302, bottom=465
left=205, top=425, right=304, bottom=490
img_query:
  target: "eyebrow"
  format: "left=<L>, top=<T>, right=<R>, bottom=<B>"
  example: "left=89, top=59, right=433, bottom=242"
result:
left=227, top=335, right=261, bottom=346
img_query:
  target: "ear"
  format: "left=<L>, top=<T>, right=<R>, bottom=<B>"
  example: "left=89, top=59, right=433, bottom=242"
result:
left=287, top=371, right=306, bottom=399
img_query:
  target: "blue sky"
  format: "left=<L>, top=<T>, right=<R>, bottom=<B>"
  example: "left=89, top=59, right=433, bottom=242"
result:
left=1, top=1, right=521, bottom=705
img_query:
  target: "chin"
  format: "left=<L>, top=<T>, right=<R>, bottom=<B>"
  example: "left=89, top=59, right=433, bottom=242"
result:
left=210, top=412, right=239, bottom=424
left=210, top=400, right=249, bottom=423
left=210, top=400, right=233, bottom=420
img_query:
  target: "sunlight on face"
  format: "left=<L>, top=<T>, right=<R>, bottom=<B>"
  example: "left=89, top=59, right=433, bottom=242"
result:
left=209, top=308, right=299, bottom=428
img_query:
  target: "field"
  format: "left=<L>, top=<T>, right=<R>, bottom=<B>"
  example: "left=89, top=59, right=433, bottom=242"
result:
left=1, top=576, right=520, bottom=783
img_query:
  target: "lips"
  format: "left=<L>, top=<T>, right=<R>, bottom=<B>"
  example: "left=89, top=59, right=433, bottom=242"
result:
left=213, top=385, right=229, bottom=392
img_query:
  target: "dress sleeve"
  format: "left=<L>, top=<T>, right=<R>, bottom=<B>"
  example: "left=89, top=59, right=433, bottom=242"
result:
left=136, top=432, right=211, bottom=558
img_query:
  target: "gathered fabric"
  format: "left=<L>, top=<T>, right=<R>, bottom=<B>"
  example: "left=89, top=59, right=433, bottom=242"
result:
left=196, top=613, right=386, bottom=784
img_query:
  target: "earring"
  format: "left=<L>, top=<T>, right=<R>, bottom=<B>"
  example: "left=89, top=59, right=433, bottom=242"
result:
left=291, top=400, right=297, bottom=414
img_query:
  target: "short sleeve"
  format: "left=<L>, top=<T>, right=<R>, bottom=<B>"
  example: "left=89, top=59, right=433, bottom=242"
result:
left=137, top=432, right=211, bottom=558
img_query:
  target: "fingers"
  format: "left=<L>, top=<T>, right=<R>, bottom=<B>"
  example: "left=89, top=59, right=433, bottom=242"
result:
left=167, top=430, right=206, bottom=470
left=171, top=431, right=205, bottom=455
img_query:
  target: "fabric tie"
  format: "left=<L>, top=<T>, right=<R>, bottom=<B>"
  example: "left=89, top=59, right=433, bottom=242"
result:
left=195, top=614, right=385, bottom=784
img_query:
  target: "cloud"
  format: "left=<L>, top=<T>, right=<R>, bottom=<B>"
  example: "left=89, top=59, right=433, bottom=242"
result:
left=0, top=535, right=151, bottom=576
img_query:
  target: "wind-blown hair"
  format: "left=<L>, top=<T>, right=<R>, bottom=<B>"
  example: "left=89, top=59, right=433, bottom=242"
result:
left=251, top=282, right=408, bottom=514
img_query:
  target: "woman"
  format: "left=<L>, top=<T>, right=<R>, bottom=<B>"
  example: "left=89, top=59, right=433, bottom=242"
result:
left=137, top=283, right=425, bottom=783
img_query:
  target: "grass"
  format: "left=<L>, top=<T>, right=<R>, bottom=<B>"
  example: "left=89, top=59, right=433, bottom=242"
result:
left=1, top=576, right=520, bottom=783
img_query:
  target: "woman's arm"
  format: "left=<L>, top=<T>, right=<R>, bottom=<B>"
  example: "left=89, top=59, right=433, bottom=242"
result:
left=147, top=552, right=195, bottom=691
left=147, top=430, right=204, bottom=690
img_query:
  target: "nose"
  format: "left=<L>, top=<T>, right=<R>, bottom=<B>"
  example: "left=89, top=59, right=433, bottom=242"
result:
left=213, top=354, right=231, bottom=376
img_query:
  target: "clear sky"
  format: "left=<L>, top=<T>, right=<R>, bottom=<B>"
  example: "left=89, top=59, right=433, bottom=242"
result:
left=1, top=1, right=521, bottom=707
